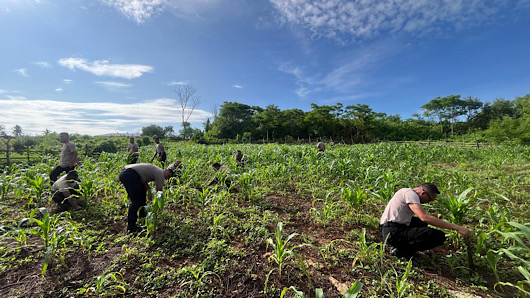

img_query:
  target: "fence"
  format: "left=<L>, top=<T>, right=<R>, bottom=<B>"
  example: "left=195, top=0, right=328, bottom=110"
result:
left=0, top=143, right=98, bottom=168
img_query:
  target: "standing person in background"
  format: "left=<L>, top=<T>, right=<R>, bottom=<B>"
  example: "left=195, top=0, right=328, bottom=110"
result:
left=50, top=132, right=80, bottom=184
left=127, top=137, right=139, bottom=164
left=150, top=137, right=166, bottom=168
left=380, top=183, right=470, bottom=259
left=317, top=139, right=325, bottom=152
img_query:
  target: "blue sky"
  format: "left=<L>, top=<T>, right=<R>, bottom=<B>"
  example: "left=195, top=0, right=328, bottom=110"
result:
left=1, top=0, right=529, bottom=135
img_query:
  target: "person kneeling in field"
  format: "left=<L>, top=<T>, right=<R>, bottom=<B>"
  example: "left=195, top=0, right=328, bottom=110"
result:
left=52, top=170, right=83, bottom=211
left=119, top=162, right=180, bottom=234
left=380, top=183, right=470, bottom=259
left=208, top=162, right=232, bottom=188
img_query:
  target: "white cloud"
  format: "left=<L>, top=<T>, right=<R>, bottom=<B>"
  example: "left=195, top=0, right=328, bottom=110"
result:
left=95, top=81, right=132, bottom=92
left=14, top=68, right=28, bottom=77
left=33, top=61, right=52, bottom=68
left=0, top=97, right=212, bottom=135
left=96, top=81, right=132, bottom=88
left=101, top=0, right=222, bottom=23
left=270, top=0, right=505, bottom=42
left=232, top=84, right=243, bottom=89
left=58, top=58, right=153, bottom=79
left=167, top=80, right=189, bottom=86
left=101, top=0, right=165, bottom=23
left=0, top=89, right=6, bottom=94
left=55, top=88, right=64, bottom=93
left=63, top=79, right=73, bottom=84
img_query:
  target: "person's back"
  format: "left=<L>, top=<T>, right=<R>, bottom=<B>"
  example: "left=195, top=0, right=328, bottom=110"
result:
left=317, top=140, right=325, bottom=152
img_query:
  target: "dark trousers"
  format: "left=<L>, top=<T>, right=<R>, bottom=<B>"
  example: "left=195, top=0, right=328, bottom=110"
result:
left=158, top=152, right=166, bottom=168
left=128, top=153, right=139, bottom=164
left=53, top=188, right=79, bottom=208
left=119, top=168, right=147, bottom=231
left=50, top=165, right=75, bottom=184
left=381, top=217, right=446, bottom=255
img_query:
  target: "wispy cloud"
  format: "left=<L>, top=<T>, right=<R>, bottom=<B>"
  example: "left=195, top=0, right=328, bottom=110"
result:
left=63, top=79, right=73, bottom=84
left=55, top=88, right=64, bottom=93
left=167, top=81, right=189, bottom=86
left=232, top=84, right=243, bottom=89
left=270, top=0, right=506, bottom=42
left=58, top=58, right=153, bottom=79
left=0, top=97, right=212, bottom=135
left=0, top=89, right=6, bottom=94
left=101, top=0, right=165, bottom=24
left=95, top=81, right=132, bottom=91
left=14, top=68, right=28, bottom=77
left=101, top=0, right=222, bottom=23
left=33, top=61, right=52, bottom=68
left=279, top=40, right=397, bottom=98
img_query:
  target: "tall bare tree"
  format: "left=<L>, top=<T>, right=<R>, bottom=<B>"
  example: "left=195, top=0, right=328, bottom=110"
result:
left=175, top=84, right=200, bottom=138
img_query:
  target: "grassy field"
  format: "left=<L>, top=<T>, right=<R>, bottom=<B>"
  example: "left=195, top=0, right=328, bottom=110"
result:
left=0, top=143, right=529, bottom=297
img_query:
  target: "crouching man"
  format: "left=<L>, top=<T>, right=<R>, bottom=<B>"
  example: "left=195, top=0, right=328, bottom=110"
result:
left=118, top=162, right=180, bottom=234
left=380, top=183, right=470, bottom=259
left=52, top=170, right=83, bottom=211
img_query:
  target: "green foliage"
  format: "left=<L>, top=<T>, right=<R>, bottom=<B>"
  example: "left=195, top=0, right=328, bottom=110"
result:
left=266, top=222, right=299, bottom=278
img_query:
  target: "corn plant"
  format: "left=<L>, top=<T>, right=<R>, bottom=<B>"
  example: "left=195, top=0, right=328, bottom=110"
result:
left=144, top=190, right=164, bottom=235
left=394, top=259, right=413, bottom=298
left=0, top=173, right=14, bottom=200
left=25, top=173, right=48, bottom=207
left=266, top=222, right=299, bottom=278
left=180, top=264, right=220, bottom=297
left=27, top=207, right=75, bottom=275
left=238, top=170, right=254, bottom=198
left=438, top=187, right=475, bottom=225
left=280, top=280, right=363, bottom=298
left=78, top=271, right=127, bottom=296
left=78, top=177, right=99, bottom=208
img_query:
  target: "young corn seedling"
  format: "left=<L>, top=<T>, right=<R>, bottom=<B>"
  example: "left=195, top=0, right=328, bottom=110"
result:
left=145, top=190, right=165, bottom=235
left=27, top=207, right=75, bottom=275
left=266, top=222, right=299, bottom=278
left=26, top=173, right=48, bottom=207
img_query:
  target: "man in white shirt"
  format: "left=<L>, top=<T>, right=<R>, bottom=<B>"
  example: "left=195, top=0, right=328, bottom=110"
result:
left=118, top=162, right=179, bottom=233
left=50, top=132, right=79, bottom=184
left=380, top=183, right=470, bottom=259
left=127, top=137, right=139, bottom=164
left=150, top=137, right=166, bottom=168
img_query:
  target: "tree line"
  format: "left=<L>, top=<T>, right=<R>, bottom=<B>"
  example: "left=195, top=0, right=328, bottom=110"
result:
left=199, top=94, right=529, bottom=144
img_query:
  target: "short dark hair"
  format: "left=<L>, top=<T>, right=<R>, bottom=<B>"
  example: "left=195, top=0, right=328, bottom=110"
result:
left=421, top=183, right=440, bottom=194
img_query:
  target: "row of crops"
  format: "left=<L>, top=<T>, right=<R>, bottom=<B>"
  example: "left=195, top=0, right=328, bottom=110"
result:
left=0, top=143, right=529, bottom=297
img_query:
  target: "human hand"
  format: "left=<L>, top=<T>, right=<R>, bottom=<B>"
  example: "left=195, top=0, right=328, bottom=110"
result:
left=458, top=226, right=470, bottom=240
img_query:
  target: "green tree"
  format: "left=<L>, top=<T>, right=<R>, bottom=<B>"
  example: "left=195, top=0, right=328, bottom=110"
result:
left=12, top=124, right=23, bottom=137
left=210, top=102, right=258, bottom=139
left=141, top=125, right=165, bottom=138
left=254, top=104, right=282, bottom=142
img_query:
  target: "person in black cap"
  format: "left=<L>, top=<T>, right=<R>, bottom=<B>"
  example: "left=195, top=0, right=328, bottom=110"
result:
left=118, top=161, right=180, bottom=233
